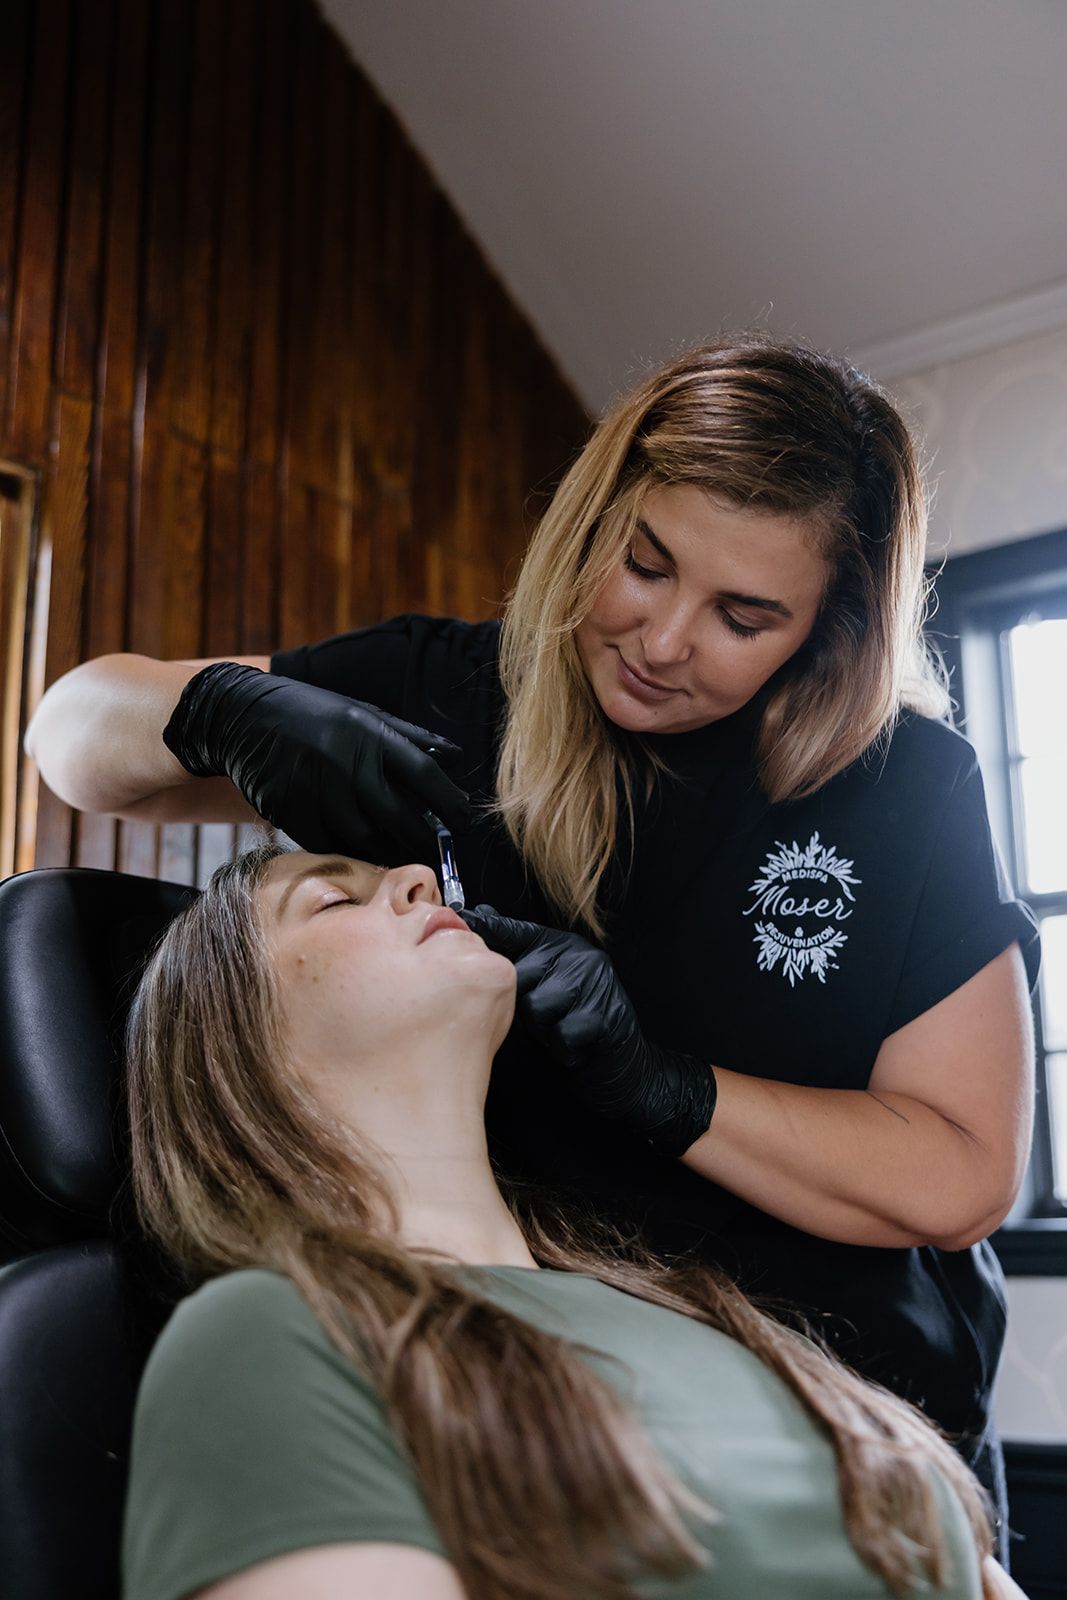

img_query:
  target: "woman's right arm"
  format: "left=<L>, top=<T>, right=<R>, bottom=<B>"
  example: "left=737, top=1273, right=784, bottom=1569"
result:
left=193, top=1540, right=467, bottom=1599
left=24, top=648, right=470, bottom=856
left=23, top=652, right=272, bottom=825
left=981, top=1554, right=1030, bottom=1599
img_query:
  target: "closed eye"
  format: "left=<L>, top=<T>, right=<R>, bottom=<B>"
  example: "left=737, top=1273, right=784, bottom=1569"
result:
left=624, top=548, right=763, bottom=640
left=318, top=894, right=361, bottom=911
left=624, top=549, right=663, bottom=582
left=720, top=613, right=762, bottom=640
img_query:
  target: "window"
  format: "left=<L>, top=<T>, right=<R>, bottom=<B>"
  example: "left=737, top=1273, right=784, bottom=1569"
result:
left=931, top=526, right=1067, bottom=1267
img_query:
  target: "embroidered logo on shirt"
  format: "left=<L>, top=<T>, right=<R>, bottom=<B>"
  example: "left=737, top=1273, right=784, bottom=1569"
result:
left=742, top=831, right=861, bottom=986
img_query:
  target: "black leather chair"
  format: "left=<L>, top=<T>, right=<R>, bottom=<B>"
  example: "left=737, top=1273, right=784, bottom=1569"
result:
left=0, top=866, right=198, bottom=1600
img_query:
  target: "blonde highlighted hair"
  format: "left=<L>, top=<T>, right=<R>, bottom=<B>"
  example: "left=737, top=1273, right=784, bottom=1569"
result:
left=123, top=840, right=997, bottom=1600
left=496, top=329, right=949, bottom=935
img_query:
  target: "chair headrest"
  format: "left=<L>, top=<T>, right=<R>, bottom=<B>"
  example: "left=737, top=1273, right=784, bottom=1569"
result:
left=0, top=868, right=198, bottom=1259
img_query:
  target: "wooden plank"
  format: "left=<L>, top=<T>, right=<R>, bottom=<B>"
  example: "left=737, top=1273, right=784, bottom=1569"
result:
left=424, top=546, right=505, bottom=622
left=279, top=480, right=316, bottom=647
left=160, top=430, right=207, bottom=658
left=36, top=394, right=91, bottom=866
left=377, top=121, right=415, bottom=490
left=138, top=0, right=187, bottom=435
left=485, top=296, right=526, bottom=562
left=195, top=823, right=237, bottom=888
left=116, top=816, right=161, bottom=883
left=37, top=394, right=87, bottom=684
left=78, top=0, right=151, bottom=872
left=309, top=23, right=352, bottom=502
left=411, top=185, right=461, bottom=561
left=53, top=0, right=111, bottom=404
left=6, top=0, right=72, bottom=460
left=283, top=0, right=324, bottom=496
left=205, top=452, right=242, bottom=651
left=203, top=0, right=254, bottom=661
left=455, top=266, right=493, bottom=568
left=344, top=472, right=376, bottom=629
left=315, top=489, right=355, bottom=638
left=246, top=0, right=289, bottom=471
left=175, top=0, right=225, bottom=449
left=274, top=2, right=323, bottom=648
left=132, top=0, right=189, bottom=663
left=86, top=0, right=151, bottom=658
left=350, top=78, right=385, bottom=466
left=243, top=462, right=282, bottom=654
left=156, top=820, right=194, bottom=886
left=209, top=0, right=255, bottom=462
left=243, top=0, right=290, bottom=656
left=0, top=0, right=32, bottom=434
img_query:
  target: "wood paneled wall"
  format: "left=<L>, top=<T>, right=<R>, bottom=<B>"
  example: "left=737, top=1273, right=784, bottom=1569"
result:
left=1, top=0, right=589, bottom=883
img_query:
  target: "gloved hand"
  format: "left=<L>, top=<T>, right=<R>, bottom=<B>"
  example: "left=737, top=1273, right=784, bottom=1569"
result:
left=162, top=662, right=469, bottom=862
left=461, top=905, right=717, bottom=1158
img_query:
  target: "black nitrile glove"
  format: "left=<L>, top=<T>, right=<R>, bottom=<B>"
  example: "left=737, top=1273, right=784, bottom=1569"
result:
left=462, top=905, right=717, bottom=1158
left=162, top=662, right=470, bottom=862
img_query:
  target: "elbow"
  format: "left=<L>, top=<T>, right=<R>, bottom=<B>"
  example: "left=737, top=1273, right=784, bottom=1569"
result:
left=919, top=1115, right=1028, bottom=1253
left=926, top=1181, right=1021, bottom=1253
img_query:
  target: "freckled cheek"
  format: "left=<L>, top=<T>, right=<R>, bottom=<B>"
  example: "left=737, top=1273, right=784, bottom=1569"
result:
left=583, top=571, right=637, bottom=635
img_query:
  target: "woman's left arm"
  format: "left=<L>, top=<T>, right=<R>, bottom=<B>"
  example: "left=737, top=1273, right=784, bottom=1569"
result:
left=680, top=942, right=1035, bottom=1249
left=464, top=905, right=1035, bottom=1251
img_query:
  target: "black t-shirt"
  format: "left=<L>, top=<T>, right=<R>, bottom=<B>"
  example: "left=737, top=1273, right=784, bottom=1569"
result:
left=271, top=613, right=1041, bottom=1447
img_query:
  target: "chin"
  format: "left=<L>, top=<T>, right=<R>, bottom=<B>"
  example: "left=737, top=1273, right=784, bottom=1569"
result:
left=597, top=690, right=697, bottom=736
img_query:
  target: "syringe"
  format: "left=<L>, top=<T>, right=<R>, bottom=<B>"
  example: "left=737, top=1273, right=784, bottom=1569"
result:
left=423, top=810, right=465, bottom=910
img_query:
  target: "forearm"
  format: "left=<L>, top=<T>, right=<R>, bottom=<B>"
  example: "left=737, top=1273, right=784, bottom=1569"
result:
left=25, top=653, right=227, bottom=815
left=680, top=1067, right=1004, bottom=1250
left=981, top=1554, right=1029, bottom=1599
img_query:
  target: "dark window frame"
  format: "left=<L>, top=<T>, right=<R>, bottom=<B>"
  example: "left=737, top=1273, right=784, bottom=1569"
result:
left=929, top=525, right=1067, bottom=1276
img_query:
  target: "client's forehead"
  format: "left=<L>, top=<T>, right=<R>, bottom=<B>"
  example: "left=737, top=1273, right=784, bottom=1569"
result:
left=262, top=853, right=389, bottom=923
left=265, top=850, right=339, bottom=888
left=263, top=852, right=379, bottom=897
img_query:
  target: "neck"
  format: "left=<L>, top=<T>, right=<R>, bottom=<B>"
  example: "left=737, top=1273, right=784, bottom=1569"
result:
left=330, top=1038, right=540, bottom=1270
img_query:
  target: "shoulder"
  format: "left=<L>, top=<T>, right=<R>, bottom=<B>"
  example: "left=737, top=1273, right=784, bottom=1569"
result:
left=360, top=612, right=501, bottom=663
left=136, top=1269, right=356, bottom=1410
left=271, top=613, right=500, bottom=681
left=848, top=710, right=978, bottom=799
left=148, top=1267, right=314, bottom=1347
left=886, top=708, right=976, bottom=772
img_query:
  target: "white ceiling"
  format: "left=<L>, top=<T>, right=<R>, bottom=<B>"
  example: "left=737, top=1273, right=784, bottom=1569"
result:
left=321, top=0, right=1067, bottom=415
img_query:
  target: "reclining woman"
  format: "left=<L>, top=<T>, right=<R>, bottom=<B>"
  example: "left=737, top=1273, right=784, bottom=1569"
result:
left=120, top=841, right=1025, bottom=1600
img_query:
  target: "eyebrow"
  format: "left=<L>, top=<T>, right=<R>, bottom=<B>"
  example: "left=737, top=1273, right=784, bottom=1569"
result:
left=635, top=518, right=795, bottom=621
left=274, top=857, right=362, bottom=921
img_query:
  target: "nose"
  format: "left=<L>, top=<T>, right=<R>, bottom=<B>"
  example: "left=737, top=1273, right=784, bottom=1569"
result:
left=378, top=862, right=441, bottom=911
left=641, top=597, right=695, bottom=668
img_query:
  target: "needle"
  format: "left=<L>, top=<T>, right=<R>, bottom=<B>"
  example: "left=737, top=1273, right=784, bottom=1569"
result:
left=423, top=810, right=465, bottom=910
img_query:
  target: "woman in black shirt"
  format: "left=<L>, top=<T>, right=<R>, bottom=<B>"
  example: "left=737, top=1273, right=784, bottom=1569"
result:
left=30, top=330, right=1040, bottom=1554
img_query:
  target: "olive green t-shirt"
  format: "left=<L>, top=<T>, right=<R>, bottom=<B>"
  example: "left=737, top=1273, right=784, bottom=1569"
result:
left=121, top=1266, right=982, bottom=1600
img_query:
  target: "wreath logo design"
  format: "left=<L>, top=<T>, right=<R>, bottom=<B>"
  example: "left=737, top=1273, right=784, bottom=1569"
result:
left=742, top=831, right=861, bottom=987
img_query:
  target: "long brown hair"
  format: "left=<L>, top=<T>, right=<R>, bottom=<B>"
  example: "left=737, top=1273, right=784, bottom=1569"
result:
left=124, top=839, right=994, bottom=1600
left=496, top=329, right=949, bottom=935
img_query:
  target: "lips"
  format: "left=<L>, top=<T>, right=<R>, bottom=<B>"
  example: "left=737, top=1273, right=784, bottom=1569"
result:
left=618, top=653, right=680, bottom=694
left=417, top=906, right=471, bottom=944
left=627, top=659, right=675, bottom=691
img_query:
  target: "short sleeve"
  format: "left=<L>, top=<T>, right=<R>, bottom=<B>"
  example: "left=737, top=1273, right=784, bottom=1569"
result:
left=270, top=615, right=422, bottom=719
left=269, top=612, right=501, bottom=734
left=121, top=1269, right=446, bottom=1600
left=885, top=747, right=1041, bottom=1035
